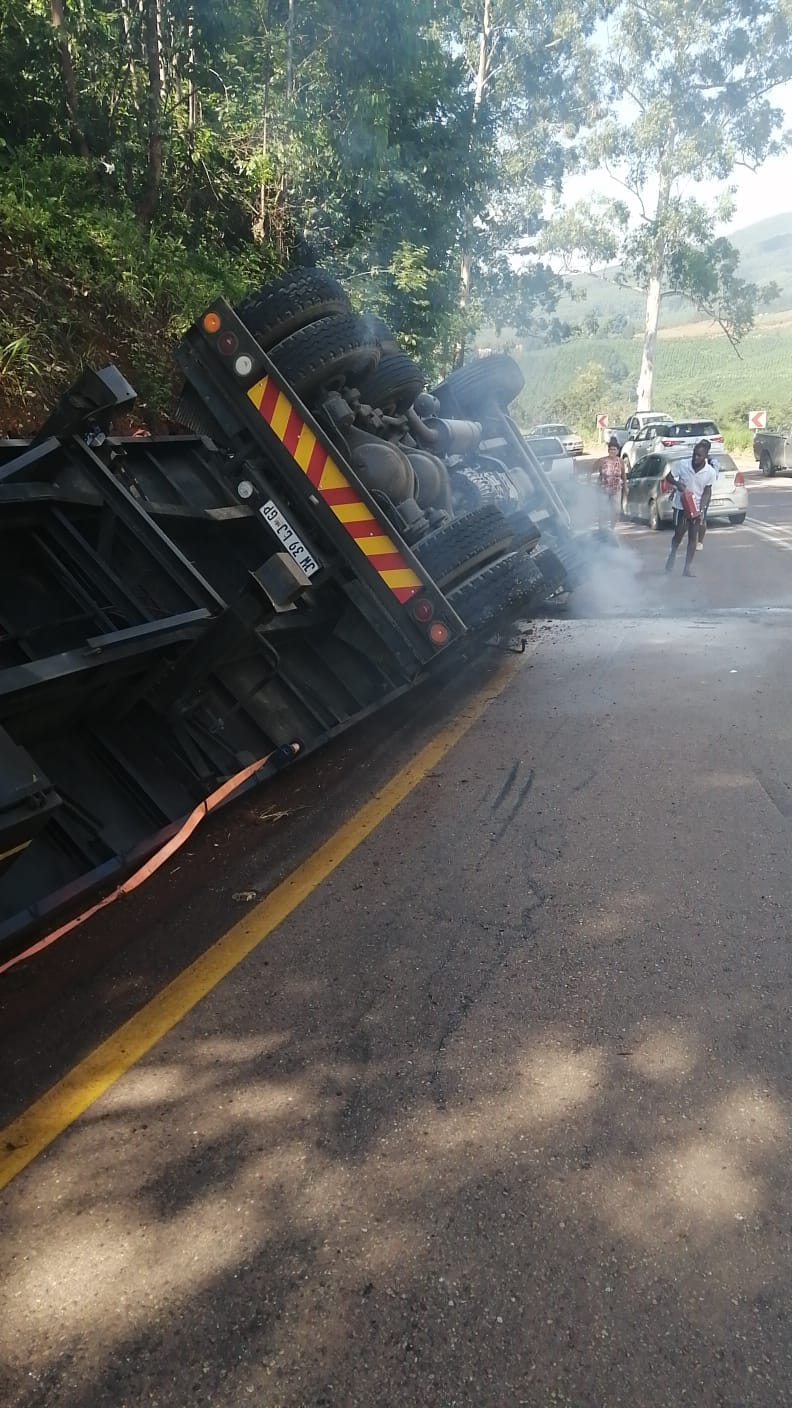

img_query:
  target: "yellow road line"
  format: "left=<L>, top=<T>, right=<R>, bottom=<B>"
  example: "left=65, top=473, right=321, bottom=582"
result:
left=0, top=656, right=521, bottom=1191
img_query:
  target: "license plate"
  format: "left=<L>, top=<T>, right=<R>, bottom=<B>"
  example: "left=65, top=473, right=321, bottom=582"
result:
left=260, top=501, right=320, bottom=577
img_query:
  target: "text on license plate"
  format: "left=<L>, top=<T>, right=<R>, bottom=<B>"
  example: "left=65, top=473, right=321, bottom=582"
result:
left=260, top=500, right=320, bottom=577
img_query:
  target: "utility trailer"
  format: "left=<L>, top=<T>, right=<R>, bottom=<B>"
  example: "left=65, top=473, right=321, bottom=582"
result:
left=0, top=274, right=580, bottom=968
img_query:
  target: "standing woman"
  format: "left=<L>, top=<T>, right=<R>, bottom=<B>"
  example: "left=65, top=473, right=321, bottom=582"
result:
left=596, top=435, right=624, bottom=529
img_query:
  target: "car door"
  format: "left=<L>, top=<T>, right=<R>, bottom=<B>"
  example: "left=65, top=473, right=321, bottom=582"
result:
left=623, top=456, right=647, bottom=518
left=628, top=455, right=660, bottom=521
left=628, top=426, right=650, bottom=468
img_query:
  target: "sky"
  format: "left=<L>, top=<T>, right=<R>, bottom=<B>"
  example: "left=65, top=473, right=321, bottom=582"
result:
left=564, top=135, right=792, bottom=235
left=561, top=47, right=792, bottom=235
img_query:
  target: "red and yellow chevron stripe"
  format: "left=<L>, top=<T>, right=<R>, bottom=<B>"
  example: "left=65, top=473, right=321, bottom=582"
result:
left=248, top=374, right=422, bottom=602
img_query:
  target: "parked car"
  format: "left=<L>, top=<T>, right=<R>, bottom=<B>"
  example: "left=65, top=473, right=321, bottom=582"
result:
left=605, top=411, right=672, bottom=450
left=662, top=419, right=723, bottom=448
left=621, top=446, right=748, bottom=530
left=529, top=422, right=583, bottom=457
left=621, top=421, right=672, bottom=471
left=525, top=435, right=576, bottom=490
left=621, top=419, right=724, bottom=472
left=753, top=426, right=791, bottom=477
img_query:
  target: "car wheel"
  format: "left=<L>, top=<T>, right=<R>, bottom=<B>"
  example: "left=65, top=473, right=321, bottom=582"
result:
left=761, top=452, right=776, bottom=478
left=729, top=513, right=746, bottom=525
left=648, top=498, right=660, bottom=531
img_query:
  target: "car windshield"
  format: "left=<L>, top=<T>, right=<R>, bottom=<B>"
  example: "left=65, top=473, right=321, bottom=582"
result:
left=533, top=424, right=569, bottom=437
left=668, top=421, right=720, bottom=437
left=639, top=415, right=671, bottom=427
left=528, top=437, right=565, bottom=457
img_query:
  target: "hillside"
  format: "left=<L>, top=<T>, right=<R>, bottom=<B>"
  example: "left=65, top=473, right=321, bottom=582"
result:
left=476, top=212, right=792, bottom=344
left=510, top=316, right=792, bottom=449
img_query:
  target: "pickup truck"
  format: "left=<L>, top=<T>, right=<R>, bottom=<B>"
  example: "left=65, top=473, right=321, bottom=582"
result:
left=0, top=269, right=583, bottom=969
left=606, top=411, right=673, bottom=450
left=753, top=427, right=791, bottom=477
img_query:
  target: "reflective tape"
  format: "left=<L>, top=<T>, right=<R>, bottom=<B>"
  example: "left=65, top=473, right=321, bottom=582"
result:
left=248, top=376, right=422, bottom=602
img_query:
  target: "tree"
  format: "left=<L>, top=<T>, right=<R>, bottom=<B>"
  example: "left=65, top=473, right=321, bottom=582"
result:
left=545, top=0, right=792, bottom=409
left=443, top=0, right=601, bottom=364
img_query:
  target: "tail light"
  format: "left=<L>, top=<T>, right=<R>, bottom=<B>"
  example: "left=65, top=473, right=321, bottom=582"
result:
left=217, top=330, right=239, bottom=356
left=429, top=621, right=450, bottom=647
left=712, top=435, right=723, bottom=443
left=411, top=597, right=434, bottom=623
left=661, top=438, right=679, bottom=447
left=735, top=471, right=745, bottom=487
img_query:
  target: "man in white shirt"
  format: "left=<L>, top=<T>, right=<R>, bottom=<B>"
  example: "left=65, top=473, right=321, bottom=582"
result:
left=695, top=439, right=719, bottom=551
left=665, top=440, right=717, bottom=577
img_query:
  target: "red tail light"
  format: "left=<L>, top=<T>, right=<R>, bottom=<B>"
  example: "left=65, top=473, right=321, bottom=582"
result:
left=661, top=438, right=680, bottom=447
left=735, top=471, right=745, bottom=487
left=711, top=435, right=723, bottom=443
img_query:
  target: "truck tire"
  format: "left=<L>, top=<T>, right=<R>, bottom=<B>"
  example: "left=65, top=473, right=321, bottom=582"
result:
left=532, top=544, right=567, bottom=595
left=448, top=551, right=547, bottom=631
left=504, top=507, right=541, bottom=551
left=760, top=451, right=776, bottom=478
left=359, top=314, right=402, bottom=356
left=236, top=269, right=351, bottom=350
left=412, top=506, right=513, bottom=588
left=431, top=354, right=525, bottom=416
left=268, top=314, right=380, bottom=397
left=358, top=352, right=425, bottom=414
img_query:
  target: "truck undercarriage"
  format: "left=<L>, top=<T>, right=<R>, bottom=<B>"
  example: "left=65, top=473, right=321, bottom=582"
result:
left=0, top=271, right=585, bottom=967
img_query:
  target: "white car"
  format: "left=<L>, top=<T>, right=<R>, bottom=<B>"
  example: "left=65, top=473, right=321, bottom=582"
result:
left=526, top=435, right=576, bottom=490
left=529, top=422, right=583, bottom=458
left=622, top=418, right=724, bottom=472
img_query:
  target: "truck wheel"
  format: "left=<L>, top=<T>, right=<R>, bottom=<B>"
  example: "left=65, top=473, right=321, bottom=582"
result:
left=236, top=269, right=351, bottom=350
left=448, top=551, right=547, bottom=631
left=268, top=314, right=380, bottom=397
left=504, top=507, right=541, bottom=550
left=359, top=314, right=402, bottom=356
left=760, top=452, right=776, bottom=478
left=532, top=544, right=567, bottom=595
left=431, top=354, right=525, bottom=417
left=358, top=352, right=426, bottom=414
left=413, top=506, right=513, bottom=588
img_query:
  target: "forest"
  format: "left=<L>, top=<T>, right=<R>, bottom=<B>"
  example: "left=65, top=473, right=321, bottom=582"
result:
left=1, top=0, right=791, bottom=429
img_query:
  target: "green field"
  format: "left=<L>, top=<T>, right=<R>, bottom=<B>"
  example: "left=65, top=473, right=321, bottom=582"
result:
left=510, top=318, right=792, bottom=448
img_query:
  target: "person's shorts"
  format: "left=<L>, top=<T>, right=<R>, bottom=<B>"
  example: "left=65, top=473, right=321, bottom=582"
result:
left=674, top=507, right=699, bottom=529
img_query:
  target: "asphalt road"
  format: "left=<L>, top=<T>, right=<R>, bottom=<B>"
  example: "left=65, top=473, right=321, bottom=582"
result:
left=4, top=468, right=792, bottom=1407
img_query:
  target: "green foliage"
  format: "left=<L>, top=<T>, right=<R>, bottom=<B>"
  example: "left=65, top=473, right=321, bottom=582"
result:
left=545, top=0, right=792, bottom=405
left=511, top=322, right=792, bottom=449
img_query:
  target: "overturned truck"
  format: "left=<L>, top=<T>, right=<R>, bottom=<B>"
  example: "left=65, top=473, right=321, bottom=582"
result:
left=0, top=269, right=582, bottom=966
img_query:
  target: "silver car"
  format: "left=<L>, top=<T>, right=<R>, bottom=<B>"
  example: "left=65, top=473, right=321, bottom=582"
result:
left=530, top=422, right=584, bottom=458
left=621, top=446, right=748, bottom=530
